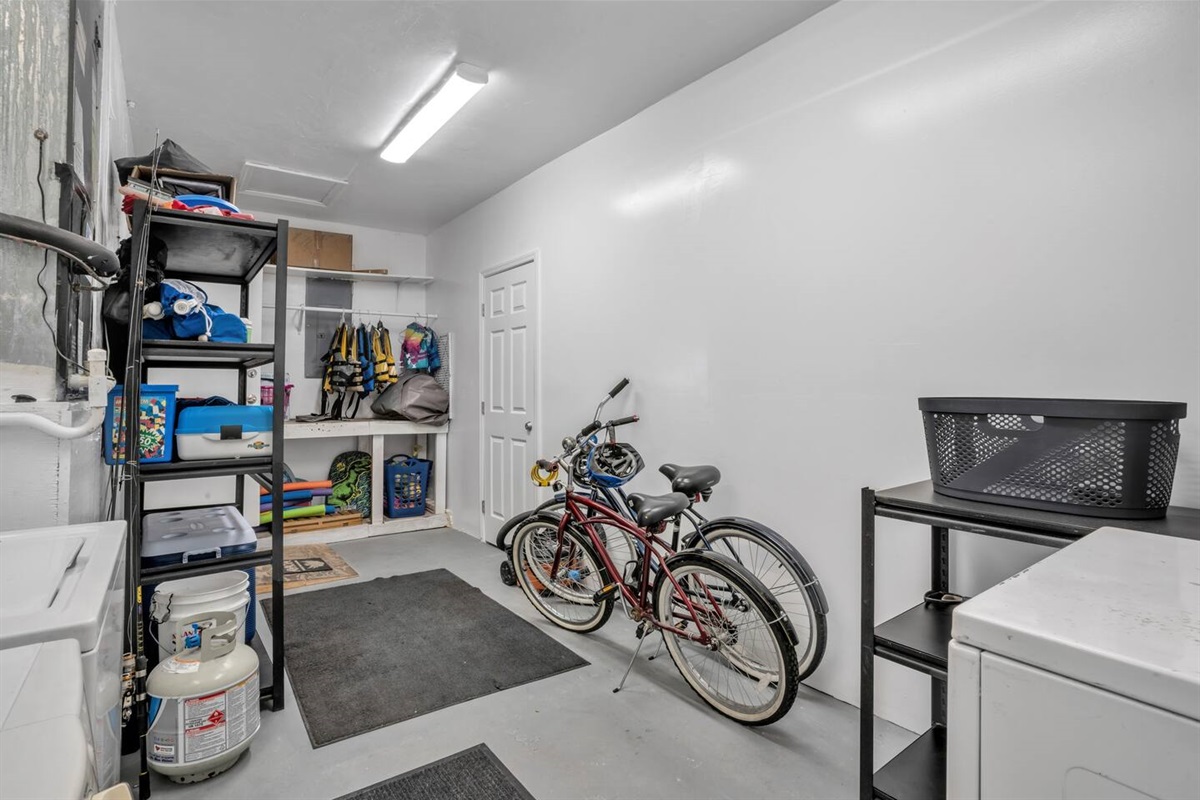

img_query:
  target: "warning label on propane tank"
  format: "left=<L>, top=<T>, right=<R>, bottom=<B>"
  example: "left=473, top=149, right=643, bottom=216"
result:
left=184, top=691, right=227, bottom=763
left=147, top=672, right=260, bottom=766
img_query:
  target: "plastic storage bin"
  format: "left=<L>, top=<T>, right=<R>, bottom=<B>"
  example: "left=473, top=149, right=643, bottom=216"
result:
left=919, top=397, right=1187, bottom=519
left=261, top=377, right=293, bottom=419
left=142, top=506, right=257, bottom=566
left=104, top=384, right=178, bottom=465
left=175, top=405, right=274, bottom=460
left=141, top=506, right=257, bottom=652
left=385, top=455, right=431, bottom=518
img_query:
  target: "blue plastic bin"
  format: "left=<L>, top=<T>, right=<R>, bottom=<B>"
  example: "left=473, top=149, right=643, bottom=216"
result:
left=104, top=384, right=178, bottom=465
left=385, top=455, right=431, bottom=518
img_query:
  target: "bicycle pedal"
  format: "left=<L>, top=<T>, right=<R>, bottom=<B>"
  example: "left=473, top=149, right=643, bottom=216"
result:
left=592, top=583, right=620, bottom=605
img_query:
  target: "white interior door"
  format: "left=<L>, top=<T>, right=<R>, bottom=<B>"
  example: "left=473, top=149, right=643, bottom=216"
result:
left=481, top=260, right=538, bottom=543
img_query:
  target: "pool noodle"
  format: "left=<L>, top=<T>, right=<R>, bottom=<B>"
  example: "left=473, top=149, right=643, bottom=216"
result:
left=259, top=498, right=310, bottom=513
left=259, top=504, right=326, bottom=525
left=259, top=489, right=314, bottom=506
left=259, top=480, right=332, bottom=495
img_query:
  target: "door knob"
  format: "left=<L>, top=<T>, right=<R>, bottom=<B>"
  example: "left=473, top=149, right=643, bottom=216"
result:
left=524, top=421, right=533, bottom=432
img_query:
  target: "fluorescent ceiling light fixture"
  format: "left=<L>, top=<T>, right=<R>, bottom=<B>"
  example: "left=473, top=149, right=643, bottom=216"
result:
left=381, top=63, right=489, bottom=163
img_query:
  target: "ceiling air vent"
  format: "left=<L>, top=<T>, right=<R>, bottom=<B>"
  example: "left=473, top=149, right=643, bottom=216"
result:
left=238, top=161, right=348, bottom=207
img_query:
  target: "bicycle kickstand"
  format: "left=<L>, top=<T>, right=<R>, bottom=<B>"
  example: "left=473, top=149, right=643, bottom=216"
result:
left=646, top=635, right=665, bottom=662
left=614, top=622, right=650, bottom=694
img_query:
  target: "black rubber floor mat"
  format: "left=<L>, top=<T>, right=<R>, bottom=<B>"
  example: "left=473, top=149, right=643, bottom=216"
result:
left=263, top=568, right=588, bottom=747
left=336, top=744, right=535, bottom=800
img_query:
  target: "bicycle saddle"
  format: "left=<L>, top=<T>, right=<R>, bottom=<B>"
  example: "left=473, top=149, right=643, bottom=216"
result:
left=626, top=492, right=690, bottom=528
left=658, top=463, right=721, bottom=496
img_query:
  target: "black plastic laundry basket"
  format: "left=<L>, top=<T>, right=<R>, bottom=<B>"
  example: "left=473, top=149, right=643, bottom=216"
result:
left=919, top=398, right=1187, bottom=519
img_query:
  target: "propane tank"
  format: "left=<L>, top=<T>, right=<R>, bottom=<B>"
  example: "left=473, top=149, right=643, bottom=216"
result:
left=146, top=612, right=260, bottom=783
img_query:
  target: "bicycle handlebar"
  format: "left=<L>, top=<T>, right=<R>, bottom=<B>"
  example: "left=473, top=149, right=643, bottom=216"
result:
left=537, top=383, right=640, bottom=479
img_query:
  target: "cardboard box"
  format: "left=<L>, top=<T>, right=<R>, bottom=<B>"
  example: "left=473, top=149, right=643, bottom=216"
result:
left=129, top=166, right=236, bottom=203
left=274, top=227, right=354, bottom=271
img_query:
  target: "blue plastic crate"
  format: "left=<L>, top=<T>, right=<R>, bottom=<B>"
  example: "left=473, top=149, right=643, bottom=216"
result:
left=104, top=384, right=178, bottom=465
left=385, top=455, right=431, bottom=518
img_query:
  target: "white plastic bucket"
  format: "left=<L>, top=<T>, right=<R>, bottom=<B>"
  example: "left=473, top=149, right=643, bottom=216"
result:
left=150, top=571, right=250, bottom=662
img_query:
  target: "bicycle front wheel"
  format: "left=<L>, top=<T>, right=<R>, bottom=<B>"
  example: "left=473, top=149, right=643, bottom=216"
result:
left=689, top=526, right=826, bottom=680
left=511, top=514, right=614, bottom=633
left=653, top=554, right=799, bottom=725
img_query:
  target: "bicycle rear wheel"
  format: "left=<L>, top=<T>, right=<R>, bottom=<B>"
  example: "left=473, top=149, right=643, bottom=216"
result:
left=511, top=514, right=614, bottom=633
left=689, top=526, right=826, bottom=680
left=652, top=553, right=799, bottom=725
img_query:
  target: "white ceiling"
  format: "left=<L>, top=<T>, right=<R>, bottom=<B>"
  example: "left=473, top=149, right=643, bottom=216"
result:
left=116, top=1, right=832, bottom=234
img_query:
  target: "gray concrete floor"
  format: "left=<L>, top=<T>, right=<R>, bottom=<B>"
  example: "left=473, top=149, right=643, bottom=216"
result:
left=150, top=529, right=914, bottom=800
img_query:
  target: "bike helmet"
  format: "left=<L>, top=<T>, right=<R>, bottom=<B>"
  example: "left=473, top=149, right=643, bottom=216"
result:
left=586, top=442, right=644, bottom=487
left=569, top=434, right=600, bottom=487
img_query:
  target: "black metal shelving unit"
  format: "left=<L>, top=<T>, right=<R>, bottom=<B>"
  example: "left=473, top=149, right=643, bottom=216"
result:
left=860, top=480, right=1200, bottom=800
left=122, top=200, right=288, bottom=798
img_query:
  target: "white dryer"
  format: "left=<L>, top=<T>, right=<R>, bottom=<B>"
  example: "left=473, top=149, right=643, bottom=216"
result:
left=948, top=527, right=1200, bottom=800
left=0, top=640, right=96, bottom=799
left=0, top=521, right=126, bottom=790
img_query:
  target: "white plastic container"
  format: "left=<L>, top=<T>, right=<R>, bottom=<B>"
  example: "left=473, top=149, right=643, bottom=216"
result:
left=174, top=406, right=274, bottom=461
left=150, top=572, right=250, bottom=662
left=147, top=613, right=260, bottom=783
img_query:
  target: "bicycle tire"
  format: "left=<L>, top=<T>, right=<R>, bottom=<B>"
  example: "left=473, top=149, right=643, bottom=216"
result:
left=511, top=513, right=614, bottom=633
left=652, top=551, right=799, bottom=726
left=520, top=496, right=640, bottom=581
left=685, top=525, right=827, bottom=680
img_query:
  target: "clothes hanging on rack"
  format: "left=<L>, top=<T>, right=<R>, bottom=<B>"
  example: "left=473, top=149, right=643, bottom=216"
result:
left=297, top=321, right=363, bottom=422
left=401, top=322, right=441, bottom=373
left=377, top=322, right=399, bottom=387
left=358, top=325, right=376, bottom=394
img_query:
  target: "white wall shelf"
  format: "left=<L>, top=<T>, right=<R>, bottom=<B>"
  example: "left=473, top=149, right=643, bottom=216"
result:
left=264, top=264, right=434, bottom=285
left=281, top=419, right=450, bottom=542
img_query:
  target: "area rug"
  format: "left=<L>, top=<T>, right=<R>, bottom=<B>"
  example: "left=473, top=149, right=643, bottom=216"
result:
left=336, top=744, right=535, bottom=800
left=254, top=543, right=358, bottom=594
left=262, top=568, right=589, bottom=747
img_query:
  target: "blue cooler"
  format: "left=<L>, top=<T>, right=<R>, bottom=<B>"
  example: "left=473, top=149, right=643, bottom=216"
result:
left=141, top=506, right=258, bottom=647
left=175, top=405, right=274, bottom=460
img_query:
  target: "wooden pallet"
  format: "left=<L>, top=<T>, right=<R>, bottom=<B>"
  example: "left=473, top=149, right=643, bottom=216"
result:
left=282, top=512, right=364, bottom=534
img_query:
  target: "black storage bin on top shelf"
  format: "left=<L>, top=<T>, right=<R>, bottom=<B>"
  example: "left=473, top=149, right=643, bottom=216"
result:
left=919, top=398, right=1187, bottom=519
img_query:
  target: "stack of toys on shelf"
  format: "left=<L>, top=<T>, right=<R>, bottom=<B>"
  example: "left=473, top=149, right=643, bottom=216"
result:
left=253, top=453, right=374, bottom=535
left=257, top=480, right=361, bottom=534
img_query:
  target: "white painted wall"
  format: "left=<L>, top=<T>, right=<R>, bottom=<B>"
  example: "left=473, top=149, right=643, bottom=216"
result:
left=428, top=0, right=1200, bottom=732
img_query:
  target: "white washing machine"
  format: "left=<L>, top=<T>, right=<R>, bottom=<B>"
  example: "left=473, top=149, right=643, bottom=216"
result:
left=0, top=639, right=96, bottom=799
left=0, top=521, right=126, bottom=790
left=948, top=527, right=1200, bottom=800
